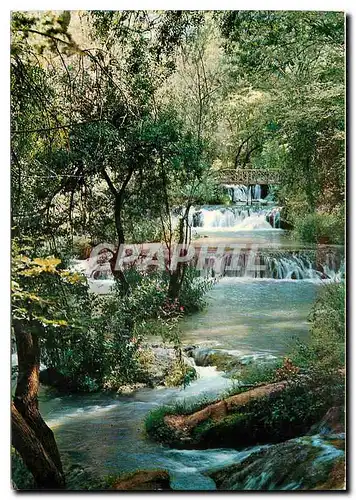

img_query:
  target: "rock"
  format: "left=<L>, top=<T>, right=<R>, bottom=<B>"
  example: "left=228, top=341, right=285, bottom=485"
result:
left=116, top=383, right=147, bottom=395
left=209, top=434, right=345, bottom=490
left=111, top=470, right=171, bottom=491
left=308, top=407, right=345, bottom=436
left=138, top=345, right=197, bottom=387
left=190, top=347, right=278, bottom=376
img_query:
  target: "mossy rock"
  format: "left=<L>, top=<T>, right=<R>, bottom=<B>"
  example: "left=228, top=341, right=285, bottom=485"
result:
left=209, top=434, right=345, bottom=490
left=110, top=470, right=171, bottom=490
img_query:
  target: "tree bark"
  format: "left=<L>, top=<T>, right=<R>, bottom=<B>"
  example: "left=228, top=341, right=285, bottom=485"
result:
left=168, top=205, right=191, bottom=300
left=12, top=319, right=65, bottom=489
left=12, top=403, right=65, bottom=490
left=102, top=167, right=133, bottom=294
left=164, top=380, right=288, bottom=435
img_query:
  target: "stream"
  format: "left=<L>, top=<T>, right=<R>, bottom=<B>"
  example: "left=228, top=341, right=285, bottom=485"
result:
left=39, top=199, right=344, bottom=490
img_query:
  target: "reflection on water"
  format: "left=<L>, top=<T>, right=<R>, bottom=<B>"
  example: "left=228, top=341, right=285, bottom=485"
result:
left=181, top=277, right=319, bottom=354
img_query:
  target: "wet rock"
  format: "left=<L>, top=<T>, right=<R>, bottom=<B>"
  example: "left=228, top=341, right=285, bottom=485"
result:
left=116, top=383, right=147, bottom=395
left=209, top=434, right=345, bottom=490
left=308, top=406, right=345, bottom=436
left=138, top=345, right=196, bottom=387
left=111, top=470, right=171, bottom=491
left=190, top=347, right=278, bottom=376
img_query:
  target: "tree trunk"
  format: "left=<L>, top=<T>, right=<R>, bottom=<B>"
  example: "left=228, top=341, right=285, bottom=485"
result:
left=12, top=403, right=65, bottom=490
left=168, top=206, right=191, bottom=301
left=12, top=319, right=65, bottom=489
left=111, top=194, right=130, bottom=294
left=164, top=380, right=288, bottom=435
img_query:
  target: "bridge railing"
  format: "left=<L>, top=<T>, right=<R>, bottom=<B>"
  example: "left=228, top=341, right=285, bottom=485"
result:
left=218, top=169, right=282, bottom=185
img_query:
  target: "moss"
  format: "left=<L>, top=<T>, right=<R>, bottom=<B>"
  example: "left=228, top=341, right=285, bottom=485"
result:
left=144, top=406, right=175, bottom=444
left=110, top=470, right=171, bottom=490
left=191, top=413, right=251, bottom=447
left=11, top=449, right=35, bottom=490
left=207, top=352, right=242, bottom=373
left=314, top=458, right=345, bottom=490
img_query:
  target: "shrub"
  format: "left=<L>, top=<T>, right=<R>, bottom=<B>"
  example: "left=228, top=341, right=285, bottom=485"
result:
left=292, top=281, right=345, bottom=371
left=178, top=267, right=214, bottom=313
left=292, top=209, right=344, bottom=244
left=229, top=359, right=283, bottom=388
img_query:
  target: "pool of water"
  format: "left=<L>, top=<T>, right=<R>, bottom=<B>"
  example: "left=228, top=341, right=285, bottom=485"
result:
left=181, top=277, right=319, bottom=354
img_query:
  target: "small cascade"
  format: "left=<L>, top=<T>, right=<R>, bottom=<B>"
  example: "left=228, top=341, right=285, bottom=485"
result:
left=201, top=250, right=344, bottom=281
left=223, top=185, right=249, bottom=203
left=252, top=185, right=262, bottom=200
left=223, top=184, right=264, bottom=203
left=191, top=205, right=281, bottom=230
left=266, top=207, right=281, bottom=229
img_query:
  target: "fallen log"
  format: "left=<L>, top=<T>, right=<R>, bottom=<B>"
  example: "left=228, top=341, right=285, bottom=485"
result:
left=164, top=380, right=288, bottom=434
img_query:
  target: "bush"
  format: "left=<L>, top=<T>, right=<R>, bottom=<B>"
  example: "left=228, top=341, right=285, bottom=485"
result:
left=123, top=217, right=164, bottom=243
left=178, top=267, right=214, bottom=313
left=229, top=359, right=283, bottom=387
left=292, top=209, right=344, bottom=244
left=292, top=281, right=345, bottom=371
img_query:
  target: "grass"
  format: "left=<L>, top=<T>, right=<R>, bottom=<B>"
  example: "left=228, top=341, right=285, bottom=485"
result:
left=144, top=395, right=220, bottom=446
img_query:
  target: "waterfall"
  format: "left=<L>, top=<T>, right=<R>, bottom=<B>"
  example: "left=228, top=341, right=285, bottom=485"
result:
left=223, top=184, right=264, bottom=203
left=252, top=185, right=262, bottom=200
left=223, top=184, right=249, bottom=203
left=191, top=205, right=281, bottom=230
left=203, top=250, right=344, bottom=281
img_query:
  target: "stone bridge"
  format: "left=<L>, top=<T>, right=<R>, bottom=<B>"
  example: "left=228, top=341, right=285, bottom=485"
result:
left=218, top=169, right=282, bottom=185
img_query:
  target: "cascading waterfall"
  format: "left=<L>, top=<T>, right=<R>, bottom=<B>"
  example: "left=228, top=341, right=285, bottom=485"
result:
left=252, top=184, right=262, bottom=200
left=191, top=205, right=281, bottom=230
left=223, top=184, right=263, bottom=203
left=73, top=199, right=343, bottom=287
left=203, top=250, right=344, bottom=281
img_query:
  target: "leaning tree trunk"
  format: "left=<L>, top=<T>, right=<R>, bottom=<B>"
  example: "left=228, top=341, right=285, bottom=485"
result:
left=12, top=319, right=65, bottom=489
left=109, top=194, right=130, bottom=295
left=168, top=206, right=191, bottom=301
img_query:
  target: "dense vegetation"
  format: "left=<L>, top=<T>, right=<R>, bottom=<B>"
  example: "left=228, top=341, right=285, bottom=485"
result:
left=11, top=10, right=345, bottom=490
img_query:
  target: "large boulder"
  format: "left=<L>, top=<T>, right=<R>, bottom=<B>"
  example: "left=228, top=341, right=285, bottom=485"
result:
left=188, top=347, right=278, bottom=377
left=111, top=470, right=171, bottom=491
left=138, top=345, right=196, bottom=387
left=209, top=433, right=345, bottom=490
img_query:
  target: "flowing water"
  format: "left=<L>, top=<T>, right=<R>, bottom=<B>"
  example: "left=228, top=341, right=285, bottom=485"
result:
left=38, top=194, right=344, bottom=489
